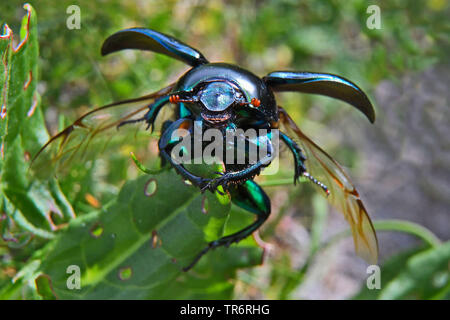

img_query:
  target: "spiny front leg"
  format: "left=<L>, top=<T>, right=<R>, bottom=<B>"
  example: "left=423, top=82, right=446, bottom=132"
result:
left=201, top=166, right=262, bottom=193
left=117, top=95, right=171, bottom=130
left=202, top=136, right=275, bottom=193
left=280, top=131, right=307, bottom=184
left=183, top=180, right=271, bottom=271
left=117, top=91, right=197, bottom=131
left=280, top=131, right=330, bottom=195
left=158, top=118, right=211, bottom=189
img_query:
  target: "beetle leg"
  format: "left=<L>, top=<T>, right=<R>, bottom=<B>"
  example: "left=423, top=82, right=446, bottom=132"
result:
left=158, top=120, right=175, bottom=169
left=280, top=130, right=330, bottom=194
left=118, top=91, right=197, bottom=132
left=183, top=180, right=271, bottom=271
left=158, top=118, right=210, bottom=189
left=203, top=136, right=275, bottom=192
left=117, top=95, right=171, bottom=131
left=202, top=160, right=269, bottom=193
left=280, top=131, right=307, bottom=184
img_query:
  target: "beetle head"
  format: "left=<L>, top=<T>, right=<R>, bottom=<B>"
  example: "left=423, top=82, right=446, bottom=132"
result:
left=197, top=81, right=243, bottom=125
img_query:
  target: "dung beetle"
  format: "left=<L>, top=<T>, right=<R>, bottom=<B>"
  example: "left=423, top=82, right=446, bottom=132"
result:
left=34, top=28, right=378, bottom=271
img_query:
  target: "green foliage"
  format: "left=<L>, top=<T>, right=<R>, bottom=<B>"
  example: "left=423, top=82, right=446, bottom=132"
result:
left=2, top=172, right=262, bottom=299
left=354, top=242, right=450, bottom=300
left=0, top=2, right=448, bottom=300
left=0, top=5, right=72, bottom=241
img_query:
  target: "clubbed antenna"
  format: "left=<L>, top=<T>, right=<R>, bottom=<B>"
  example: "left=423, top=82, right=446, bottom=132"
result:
left=303, top=171, right=330, bottom=196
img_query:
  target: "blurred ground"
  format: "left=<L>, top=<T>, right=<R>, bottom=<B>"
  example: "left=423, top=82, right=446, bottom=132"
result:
left=308, top=63, right=449, bottom=299
left=239, top=64, right=450, bottom=299
left=362, top=65, right=450, bottom=243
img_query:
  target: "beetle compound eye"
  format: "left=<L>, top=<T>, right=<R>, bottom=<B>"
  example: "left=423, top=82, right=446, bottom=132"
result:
left=200, top=82, right=235, bottom=112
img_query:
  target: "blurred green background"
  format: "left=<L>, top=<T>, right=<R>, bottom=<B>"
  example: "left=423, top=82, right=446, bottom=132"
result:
left=0, top=0, right=448, bottom=299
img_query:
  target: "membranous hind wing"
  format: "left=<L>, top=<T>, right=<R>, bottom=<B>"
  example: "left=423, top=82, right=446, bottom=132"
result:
left=31, top=84, right=174, bottom=176
left=278, top=107, right=378, bottom=264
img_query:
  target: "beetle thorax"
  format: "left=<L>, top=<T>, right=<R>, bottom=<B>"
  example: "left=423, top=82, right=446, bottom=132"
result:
left=176, top=63, right=279, bottom=123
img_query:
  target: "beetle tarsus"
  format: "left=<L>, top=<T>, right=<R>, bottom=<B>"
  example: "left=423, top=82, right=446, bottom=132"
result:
left=182, top=245, right=212, bottom=272
left=303, top=171, right=330, bottom=196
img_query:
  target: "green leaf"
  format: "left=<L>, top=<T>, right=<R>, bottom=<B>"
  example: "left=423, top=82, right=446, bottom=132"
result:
left=352, top=247, right=422, bottom=300
left=353, top=242, right=450, bottom=300
left=379, top=241, right=450, bottom=300
left=0, top=4, right=73, bottom=238
left=9, top=171, right=262, bottom=299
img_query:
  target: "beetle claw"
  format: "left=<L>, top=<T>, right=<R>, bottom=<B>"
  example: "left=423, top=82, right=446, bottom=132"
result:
left=303, top=171, right=330, bottom=196
left=201, top=174, right=231, bottom=193
left=199, top=178, right=212, bottom=193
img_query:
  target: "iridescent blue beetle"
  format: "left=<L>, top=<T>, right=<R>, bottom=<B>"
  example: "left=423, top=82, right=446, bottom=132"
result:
left=35, top=28, right=379, bottom=270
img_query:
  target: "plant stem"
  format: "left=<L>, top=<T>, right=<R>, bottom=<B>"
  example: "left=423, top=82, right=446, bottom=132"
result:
left=323, top=219, right=441, bottom=252
left=372, top=219, right=441, bottom=247
left=130, top=152, right=163, bottom=174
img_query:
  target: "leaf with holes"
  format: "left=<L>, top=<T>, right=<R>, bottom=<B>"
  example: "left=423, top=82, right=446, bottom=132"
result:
left=4, top=171, right=263, bottom=299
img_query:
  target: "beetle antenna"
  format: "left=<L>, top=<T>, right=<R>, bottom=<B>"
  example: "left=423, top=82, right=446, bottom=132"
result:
left=303, top=171, right=330, bottom=196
